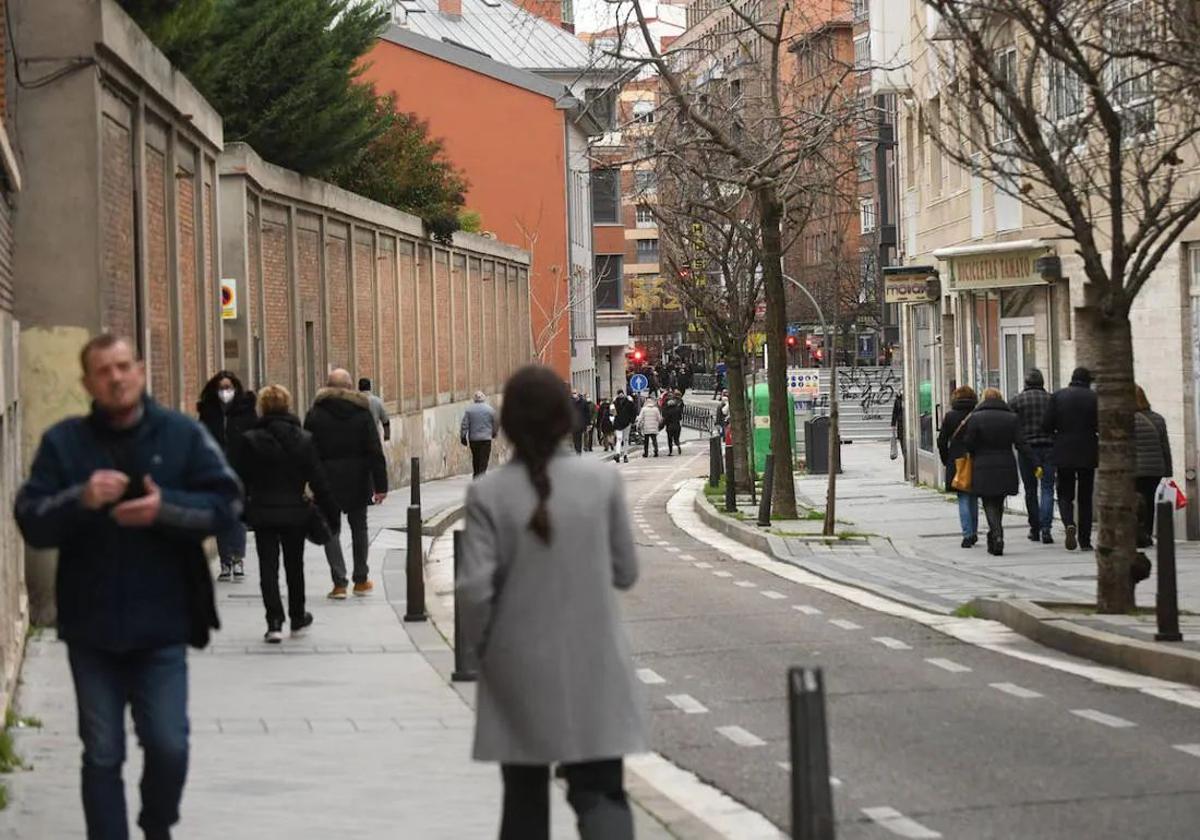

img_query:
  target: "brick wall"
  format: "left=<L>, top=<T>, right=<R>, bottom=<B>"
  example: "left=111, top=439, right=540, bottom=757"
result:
left=261, top=216, right=292, bottom=391
left=379, top=237, right=399, bottom=404
left=296, top=219, right=323, bottom=402
left=418, top=245, right=434, bottom=405
left=326, top=225, right=350, bottom=371
left=399, top=242, right=418, bottom=408
left=497, top=263, right=511, bottom=384
left=177, top=164, right=200, bottom=404
left=354, top=233, right=375, bottom=382
left=468, top=257, right=483, bottom=392
left=247, top=206, right=262, bottom=386
left=144, top=143, right=173, bottom=405
left=434, top=250, right=450, bottom=397
left=203, top=180, right=217, bottom=374
left=452, top=254, right=467, bottom=398
left=482, top=260, right=496, bottom=391
left=100, top=111, right=136, bottom=343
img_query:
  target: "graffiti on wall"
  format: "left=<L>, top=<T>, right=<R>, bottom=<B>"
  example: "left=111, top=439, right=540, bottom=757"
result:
left=788, top=366, right=902, bottom=421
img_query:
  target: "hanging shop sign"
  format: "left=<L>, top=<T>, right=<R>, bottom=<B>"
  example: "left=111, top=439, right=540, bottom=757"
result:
left=949, top=250, right=1052, bottom=290
left=883, top=265, right=939, bottom=304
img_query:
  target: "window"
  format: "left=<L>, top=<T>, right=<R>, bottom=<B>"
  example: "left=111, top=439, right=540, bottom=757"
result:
left=994, top=48, right=1017, bottom=144
left=1109, top=0, right=1155, bottom=135
left=929, top=96, right=943, bottom=193
left=591, top=169, right=620, bottom=224
left=633, top=170, right=656, bottom=196
left=594, top=254, right=623, bottom=310
left=1048, top=60, right=1083, bottom=123
left=852, top=0, right=868, bottom=21
left=860, top=198, right=877, bottom=233
left=636, top=204, right=655, bottom=227
left=561, top=0, right=573, bottom=25
left=636, top=238, right=659, bottom=263
left=584, top=88, right=616, bottom=132
left=853, top=34, right=870, bottom=72
left=857, top=145, right=873, bottom=181
left=632, top=100, right=655, bottom=125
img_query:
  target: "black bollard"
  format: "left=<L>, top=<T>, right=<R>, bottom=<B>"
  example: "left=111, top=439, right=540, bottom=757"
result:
left=724, top=445, right=736, bottom=513
left=789, top=667, right=836, bottom=840
left=709, top=435, right=723, bottom=487
left=410, top=456, right=421, bottom=508
left=1155, top=500, right=1183, bottom=642
left=757, top=453, right=775, bottom=528
left=404, top=505, right=428, bottom=623
left=451, top=530, right=478, bottom=681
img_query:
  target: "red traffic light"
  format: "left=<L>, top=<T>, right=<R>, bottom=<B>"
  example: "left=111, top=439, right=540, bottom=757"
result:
left=632, top=349, right=644, bottom=362
left=786, top=335, right=797, bottom=348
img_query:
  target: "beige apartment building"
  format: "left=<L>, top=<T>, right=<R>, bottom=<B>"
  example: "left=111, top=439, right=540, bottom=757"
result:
left=888, top=4, right=1200, bottom=537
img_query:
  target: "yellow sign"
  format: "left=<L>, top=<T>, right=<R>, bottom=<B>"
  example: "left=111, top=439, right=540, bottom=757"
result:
left=884, top=273, right=934, bottom=304
left=220, top=280, right=237, bottom=320
left=951, top=250, right=1050, bottom=290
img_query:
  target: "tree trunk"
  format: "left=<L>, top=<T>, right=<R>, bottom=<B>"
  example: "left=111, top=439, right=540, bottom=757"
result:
left=1082, top=304, right=1138, bottom=613
left=758, top=189, right=797, bottom=518
left=824, top=325, right=840, bottom=537
left=726, top=351, right=753, bottom=493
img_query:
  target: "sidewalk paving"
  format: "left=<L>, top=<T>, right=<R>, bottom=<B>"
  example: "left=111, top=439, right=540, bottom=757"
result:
left=0, top=459, right=670, bottom=839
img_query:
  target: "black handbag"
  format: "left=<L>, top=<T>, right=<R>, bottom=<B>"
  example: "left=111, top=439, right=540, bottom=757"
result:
left=305, top=498, right=333, bottom=546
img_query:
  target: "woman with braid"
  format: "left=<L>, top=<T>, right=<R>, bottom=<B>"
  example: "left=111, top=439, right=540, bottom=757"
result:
left=458, top=365, right=645, bottom=840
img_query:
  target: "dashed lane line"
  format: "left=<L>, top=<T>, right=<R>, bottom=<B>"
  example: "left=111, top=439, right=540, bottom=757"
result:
left=1070, top=709, right=1137, bottom=728
left=873, top=637, right=912, bottom=650
left=716, top=725, right=766, bottom=747
left=734, top=580, right=757, bottom=588
left=637, top=668, right=667, bottom=685
left=665, top=547, right=681, bottom=554
left=1173, top=744, right=1200, bottom=758
left=694, top=562, right=713, bottom=569
left=713, top=571, right=734, bottom=578
left=990, top=682, right=1043, bottom=699
left=665, top=694, right=709, bottom=714
left=829, top=619, right=863, bottom=630
left=775, top=763, right=842, bottom=787
left=925, top=658, right=972, bottom=674
left=861, top=806, right=943, bottom=839
left=679, top=554, right=697, bottom=561
left=761, top=590, right=787, bottom=600
left=792, top=605, right=823, bottom=615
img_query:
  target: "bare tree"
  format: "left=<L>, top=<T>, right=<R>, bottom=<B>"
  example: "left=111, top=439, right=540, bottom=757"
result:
left=922, top=0, right=1200, bottom=611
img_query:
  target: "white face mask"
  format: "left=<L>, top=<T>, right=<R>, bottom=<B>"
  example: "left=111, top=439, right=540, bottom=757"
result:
left=218, top=388, right=235, bottom=405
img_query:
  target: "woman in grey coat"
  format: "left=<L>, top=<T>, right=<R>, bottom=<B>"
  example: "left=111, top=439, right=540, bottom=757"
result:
left=459, top=365, right=646, bottom=840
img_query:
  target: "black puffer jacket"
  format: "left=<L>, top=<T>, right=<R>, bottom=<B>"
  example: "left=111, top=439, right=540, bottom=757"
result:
left=937, top=395, right=977, bottom=489
left=614, top=395, right=636, bottom=431
left=198, top=390, right=257, bottom=457
left=236, top=414, right=336, bottom=529
left=1043, top=380, right=1098, bottom=469
left=1134, top=409, right=1172, bottom=479
left=960, top=398, right=1033, bottom=498
left=304, top=388, right=388, bottom=511
left=662, top=395, right=684, bottom=429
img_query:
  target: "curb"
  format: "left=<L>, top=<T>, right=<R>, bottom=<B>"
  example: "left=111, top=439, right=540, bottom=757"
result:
left=969, top=597, right=1200, bottom=689
left=421, top=503, right=465, bottom=536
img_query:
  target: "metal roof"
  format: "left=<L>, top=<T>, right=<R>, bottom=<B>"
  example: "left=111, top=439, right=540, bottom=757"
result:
left=391, top=0, right=611, bottom=74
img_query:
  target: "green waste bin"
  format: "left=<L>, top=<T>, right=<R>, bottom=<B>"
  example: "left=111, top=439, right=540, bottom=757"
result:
left=748, top=382, right=796, bottom=475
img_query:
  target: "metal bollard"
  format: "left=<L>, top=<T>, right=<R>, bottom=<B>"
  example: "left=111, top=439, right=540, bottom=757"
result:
left=410, top=456, right=421, bottom=508
left=1155, top=500, right=1183, bottom=642
left=404, top=505, right=428, bottom=623
left=451, top=531, right=478, bottom=681
left=724, top=445, right=737, bottom=513
left=709, top=435, right=723, bottom=487
left=757, top=453, right=775, bottom=528
left=788, top=667, right=836, bottom=840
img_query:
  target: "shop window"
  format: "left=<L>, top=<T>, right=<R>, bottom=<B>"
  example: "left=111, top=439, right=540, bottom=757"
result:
left=915, top=304, right=935, bottom=453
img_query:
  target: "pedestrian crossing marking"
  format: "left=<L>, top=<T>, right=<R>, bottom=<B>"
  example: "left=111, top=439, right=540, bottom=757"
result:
left=637, top=668, right=667, bottom=685
left=925, top=658, right=971, bottom=673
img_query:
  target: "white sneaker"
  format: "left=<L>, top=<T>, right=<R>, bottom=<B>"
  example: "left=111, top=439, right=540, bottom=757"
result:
left=264, top=628, right=283, bottom=644
left=232, top=559, right=245, bottom=581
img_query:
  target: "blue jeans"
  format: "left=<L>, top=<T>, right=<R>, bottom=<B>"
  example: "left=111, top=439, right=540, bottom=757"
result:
left=216, top=519, right=247, bottom=565
left=1018, top=447, right=1056, bottom=532
left=957, top=492, right=979, bottom=538
left=68, top=643, right=189, bottom=840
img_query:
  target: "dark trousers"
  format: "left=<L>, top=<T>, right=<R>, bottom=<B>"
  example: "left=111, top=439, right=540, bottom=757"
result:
left=643, top=433, right=659, bottom=457
left=572, top=430, right=584, bottom=454
left=68, top=643, right=189, bottom=840
left=666, top=424, right=682, bottom=453
left=256, top=526, right=307, bottom=628
left=585, top=427, right=594, bottom=451
left=1017, top=446, right=1056, bottom=532
left=324, top=505, right=369, bottom=586
left=500, top=760, right=633, bottom=840
left=1057, top=467, right=1095, bottom=543
left=1136, top=476, right=1162, bottom=544
left=982, top=496, right=1006, bottom=545
left=471, top=440, right=492, bottom=477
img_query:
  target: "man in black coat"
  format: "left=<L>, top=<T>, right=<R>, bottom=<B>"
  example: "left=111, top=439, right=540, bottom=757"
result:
left=571, top=389, right=591, bottom=455
left=1043, top=367, right=1098, bottom=551
left=305, top=368, right=388, bottom=598
left=662, top=390, right=685, bottom=455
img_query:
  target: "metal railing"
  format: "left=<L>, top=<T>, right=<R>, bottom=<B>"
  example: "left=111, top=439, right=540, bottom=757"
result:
left=681, top=403, right=716, bottom=432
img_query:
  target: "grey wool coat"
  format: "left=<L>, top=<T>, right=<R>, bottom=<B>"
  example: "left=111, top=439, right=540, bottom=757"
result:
left=458, top=454, right=647, bottom=764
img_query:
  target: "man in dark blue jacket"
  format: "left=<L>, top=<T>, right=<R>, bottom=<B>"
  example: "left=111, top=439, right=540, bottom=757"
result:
left=1043, top=367, right=1099, bottom=551
left=15, top=334, right=241, bottom=840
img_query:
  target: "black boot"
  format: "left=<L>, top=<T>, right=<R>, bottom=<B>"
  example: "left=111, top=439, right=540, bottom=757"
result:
left=1028, top=527, right=1040, bottom=542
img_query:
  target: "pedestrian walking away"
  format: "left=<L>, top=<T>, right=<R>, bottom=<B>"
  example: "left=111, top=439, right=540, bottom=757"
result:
left=14, top=334, right=240, bottom=840
left=234, top=384, right=337, bottom=643
left=197, top=370, right=257, bottom=582
left=571, top=389, right=591, bottom=455
left=596, top=397, right=615, bottom=452
left=961, top=388, right=1034, bottom=556
left=890, top=393, right=905, bottom=472
left=359, top=377, right=392, bottom=442
left=662, top=389, right=684, bottom=455
left=1043, top=367, right=1098, bottom=551
left=305, top=368, right=388, bottom=599
left=1009, top=369, right=1056, bottom=543
left=613, top=390, right=636, bottom=463
left=937, top=386, right=980, bottom=548
left=1134, top=385, right=1173, bottom=548
left=458, top=365, right=645, bottom=840
left=638, top=397, right=662, bottom=458
left=462, top=391, right=499, bottom=477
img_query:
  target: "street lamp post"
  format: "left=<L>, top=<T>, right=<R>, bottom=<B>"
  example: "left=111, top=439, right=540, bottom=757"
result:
left=783, top=273, right=839, bottom=538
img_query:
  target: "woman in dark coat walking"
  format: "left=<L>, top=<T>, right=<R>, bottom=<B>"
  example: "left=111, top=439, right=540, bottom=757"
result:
left=1134, top=385, right=1173, bottom=547
left=234, top=385, right=336, bottom=643
left=937, top=386, right=979, bottom=548
left=198, top=370, right=258, bottom=581
left=960, top=388, right=1033, bottom=556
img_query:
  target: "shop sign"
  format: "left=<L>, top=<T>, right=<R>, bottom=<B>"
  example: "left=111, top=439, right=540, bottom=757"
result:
left=787, top=368, right=821, bottom=398
left=951, top=250, right=1051, bottom=290
left=883, top=265, right=938, bottom=304
left=220, top=280, right=237, bottom=320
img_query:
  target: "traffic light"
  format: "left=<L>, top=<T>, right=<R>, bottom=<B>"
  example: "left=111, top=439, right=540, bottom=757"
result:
left=785, top=335, right=798, bottom=349
left=632, top=348, right=645, bottom=363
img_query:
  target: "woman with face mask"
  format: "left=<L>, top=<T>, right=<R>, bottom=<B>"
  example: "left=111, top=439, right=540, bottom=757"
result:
left=198, top=370, right=258, bottom=581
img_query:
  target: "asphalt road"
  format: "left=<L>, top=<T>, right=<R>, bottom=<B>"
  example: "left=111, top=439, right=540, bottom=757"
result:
left=614, top=447, right=1200, bottom=839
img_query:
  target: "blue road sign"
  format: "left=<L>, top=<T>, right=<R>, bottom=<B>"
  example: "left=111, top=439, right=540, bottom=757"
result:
left=630, top=373, right=649, bottom=393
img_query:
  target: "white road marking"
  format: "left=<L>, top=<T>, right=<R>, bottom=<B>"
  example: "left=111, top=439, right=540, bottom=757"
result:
left=656, top=540, right=671, bottom=546
left=925, top=658, right=972, bottom=673
left=793, top=605, right=823, bottom=615
left=694, top=562, right=714, bottom=569
left=637, top=668, right=667, bottom=685
left=666, top=694, right=709, bottom=714
left=1070, top=709, right=1137, bottom=728
left=1173, top=744, right=1200, bottom=758
left=830, top=619, right=862, bottom=630
left=873, top=636, right=912, bottom=650
left=734, top=580, right=757, bottom=588
left=862, top=806, right=942, bottom=839
left=626, top=753, right=783, bottom=839
left=716, top=725, right=766, bottom=747
left=713, top=571, right=734, bottom=578
left=666, top=547, right=681, bottom=554
left=990, top=682, right=1043, bottom=699
left=761, top=590, right=787, bottom=600
left=775, top=763, right=842, bottom=787
left=679, top=554, right=697, bottom=561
